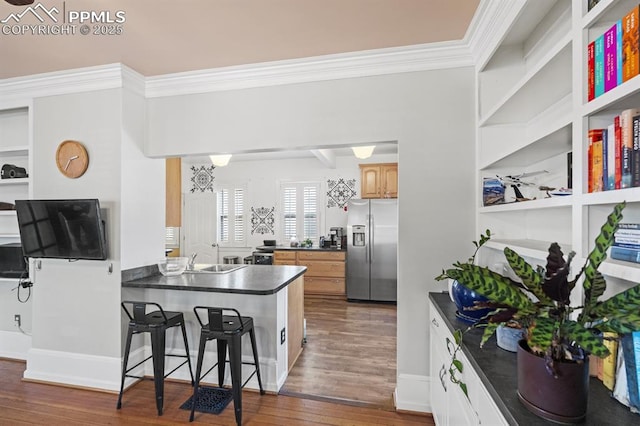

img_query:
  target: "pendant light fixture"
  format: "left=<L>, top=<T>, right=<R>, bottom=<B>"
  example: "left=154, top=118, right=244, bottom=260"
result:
left=209, top=154, right=232, bottom=167
left=351, top=146, right=376, bottom=159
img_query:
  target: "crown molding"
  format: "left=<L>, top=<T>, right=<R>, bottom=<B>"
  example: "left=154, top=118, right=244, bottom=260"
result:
left=0, top=63, right=142, bottom=102
left=144, top=40, right=474, bottom=98
left=467, top=0, right=527, bottom=70
left=121, top=66, right=146, bottom=97
left=0, top=1, right=506, bottom=100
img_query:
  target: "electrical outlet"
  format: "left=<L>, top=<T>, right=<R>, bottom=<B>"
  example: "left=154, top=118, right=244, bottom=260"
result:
left=280, top=327, right=286, bottom=344
left=14, top=314, right=21, bottom=327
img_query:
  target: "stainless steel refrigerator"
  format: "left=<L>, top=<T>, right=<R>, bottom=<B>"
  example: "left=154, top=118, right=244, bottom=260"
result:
left=346, top=199, right=397, bottom=302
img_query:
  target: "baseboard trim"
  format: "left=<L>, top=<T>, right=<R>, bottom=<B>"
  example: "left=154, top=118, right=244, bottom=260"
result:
left=24, top=348, right=123, bottom=391
left=0, top=330, right=32, bottom=361
left=395, top=373, right=431, bottom=413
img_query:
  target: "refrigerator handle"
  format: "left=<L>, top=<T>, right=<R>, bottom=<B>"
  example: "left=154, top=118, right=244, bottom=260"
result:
left=365, top=215, right=369, bottom=263
left=370, top=214, right=374, bottom=263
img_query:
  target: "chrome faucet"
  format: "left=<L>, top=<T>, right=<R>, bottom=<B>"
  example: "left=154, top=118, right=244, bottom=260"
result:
left=187, top=252, right=198, bottom=270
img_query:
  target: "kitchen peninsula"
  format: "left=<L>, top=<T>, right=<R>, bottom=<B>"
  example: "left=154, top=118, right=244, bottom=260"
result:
left=121, top=264, right=306, bottom=393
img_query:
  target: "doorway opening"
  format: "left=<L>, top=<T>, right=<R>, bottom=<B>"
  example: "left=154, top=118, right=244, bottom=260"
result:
left=279, top=298, right=397, bottom=410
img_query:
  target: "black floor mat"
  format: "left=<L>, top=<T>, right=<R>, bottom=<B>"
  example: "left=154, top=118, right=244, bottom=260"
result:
left=179, top=386, right=233, bottom=415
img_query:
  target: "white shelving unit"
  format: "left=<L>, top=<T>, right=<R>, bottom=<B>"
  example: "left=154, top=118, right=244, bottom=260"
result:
left=0, top=104, right=31, bottom=244
left=476, top=0, right=640, bottom=288
left=477, top=0, right=574, bottom=259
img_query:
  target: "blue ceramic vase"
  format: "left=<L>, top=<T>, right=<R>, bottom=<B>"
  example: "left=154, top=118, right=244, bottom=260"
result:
left=450, top=279, right=492, bottom=324
left=496, top=324, right=526, bottom=352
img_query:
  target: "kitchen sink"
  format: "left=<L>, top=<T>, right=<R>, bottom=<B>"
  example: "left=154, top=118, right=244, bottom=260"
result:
left=184, top=264, right=247, bottom=274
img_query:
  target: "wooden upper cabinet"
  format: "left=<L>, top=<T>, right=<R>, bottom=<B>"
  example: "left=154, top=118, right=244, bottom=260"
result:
left=359, top=163, right=398, bottom=199
left=381, top=164, right=398, bottom=198
left=166, top=158, right=182, bottom=227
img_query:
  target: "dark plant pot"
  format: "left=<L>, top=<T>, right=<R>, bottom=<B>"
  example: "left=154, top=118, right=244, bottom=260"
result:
left=449, top=279, right=492, bottom=324
left=517, top=340, right=589, bottom=424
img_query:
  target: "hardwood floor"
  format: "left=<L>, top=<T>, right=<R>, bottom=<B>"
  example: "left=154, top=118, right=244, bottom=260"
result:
left=280, top=298, right=399, bottom=410
left=0, top=358, right=430, bottom=425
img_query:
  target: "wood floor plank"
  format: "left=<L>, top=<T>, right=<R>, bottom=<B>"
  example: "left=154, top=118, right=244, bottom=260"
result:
left=0, top=359, right=431, bottom=425
left=281, top=298, right=399, bottom=409
left=0, top=299, right=433, bottom=424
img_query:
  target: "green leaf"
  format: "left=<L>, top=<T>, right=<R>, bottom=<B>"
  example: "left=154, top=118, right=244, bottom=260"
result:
left=454, top=329, right=463, bottom=345
left=598, top=317, right=640, bottom=335
left=562, top=321, right=609, bottom=357
left=452, top=359, right=463, bottom=373
left=527, top=317, right=556, bottom=352
left=504, top=247, right=552, bottom=304
left=480, top=322, right=499, bottom=348
left=586, top=271, right=606, bottom=308
left=592, top=285, right=640, bottom=319
left=459, top=382, right=468, bottom=397
left=582, top=202, right=625, bottom=303
left=447, top=264, right=535, bottom=311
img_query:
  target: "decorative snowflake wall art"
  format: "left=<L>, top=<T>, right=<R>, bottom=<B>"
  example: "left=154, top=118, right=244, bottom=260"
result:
left=190, top=165, right=215, bottom=193
left=251, top=206, right=275, bottom=235
left=327, top=178, right=356, bottom=208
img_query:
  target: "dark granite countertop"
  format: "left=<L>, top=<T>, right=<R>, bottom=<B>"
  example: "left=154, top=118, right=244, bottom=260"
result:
left=258, top=245, right=346, bottom=252
left=429, top=292, right=639, bottom=425
left=123, top=265, right=306, bottom=295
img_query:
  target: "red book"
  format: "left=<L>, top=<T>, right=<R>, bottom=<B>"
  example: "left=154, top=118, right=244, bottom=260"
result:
left=615, top=115, right=622, bottom=189
left=588, top=41, right=595, bottom=101
left=589, top=129, right=604, bottom=193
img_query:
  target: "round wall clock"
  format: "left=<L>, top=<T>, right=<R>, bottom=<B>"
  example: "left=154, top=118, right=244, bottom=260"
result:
left=56, top=140, right=89, bottom=178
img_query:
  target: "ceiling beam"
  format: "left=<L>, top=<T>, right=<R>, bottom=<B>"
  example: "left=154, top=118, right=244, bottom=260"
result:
left=311, top=149, right=336, bottom=169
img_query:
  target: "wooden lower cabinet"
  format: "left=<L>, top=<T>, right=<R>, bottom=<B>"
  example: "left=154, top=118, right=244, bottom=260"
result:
left=304, top=277, right=345, bottom=295
left=274, top=250, right=346, bottom=298
left=287, top=276, right=304, bottom=371
left=296, top=260, right=344, bottom=277
left=273, top=251, right=296, bottom=265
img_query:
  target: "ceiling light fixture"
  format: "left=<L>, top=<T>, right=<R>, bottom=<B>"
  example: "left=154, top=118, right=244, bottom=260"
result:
left=351, top=146, right=376, bottom=159
left=209, top=154, right=232, bottom=167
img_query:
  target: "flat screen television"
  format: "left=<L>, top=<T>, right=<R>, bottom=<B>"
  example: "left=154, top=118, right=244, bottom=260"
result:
left=15, top=199, right=108, bottom=260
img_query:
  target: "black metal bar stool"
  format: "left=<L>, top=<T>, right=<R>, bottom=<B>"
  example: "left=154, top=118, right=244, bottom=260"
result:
left=117, top=301, right=194, bottom=415
left=189, top=306, right=265, bottom=424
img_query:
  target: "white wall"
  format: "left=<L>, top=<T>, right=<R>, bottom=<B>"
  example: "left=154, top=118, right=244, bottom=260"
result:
left=121, top=86, right=166, bottom=270
left=21, top=81, right=164, bottom=390
left=182, top=152, right=398, bottom=252
left=147, top=68, right=476, bottom=411
left=24, top=88, right=124, bottom=387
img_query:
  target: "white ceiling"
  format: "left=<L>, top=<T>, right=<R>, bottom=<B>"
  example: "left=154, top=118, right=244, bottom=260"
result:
left=182, top=142, right=399, bottom=165
left=0, top=0, right=478, bottom=163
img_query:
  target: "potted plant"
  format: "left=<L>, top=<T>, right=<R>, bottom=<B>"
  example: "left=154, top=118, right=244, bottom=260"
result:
left=436, top=202, right=640, bottom=423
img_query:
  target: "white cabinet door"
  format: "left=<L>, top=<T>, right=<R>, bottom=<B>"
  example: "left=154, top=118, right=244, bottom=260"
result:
left=430, top=301, right=508, bottom=426
left=430, top=317, right=449, bottom=425
left=448, top=383, right=479, bottom=426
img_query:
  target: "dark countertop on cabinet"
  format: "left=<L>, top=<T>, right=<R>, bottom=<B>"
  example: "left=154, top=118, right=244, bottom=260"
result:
left=259, top=245, right=346, bottom=252
left=122, top=265, right=306, bottom=295
left=429, top=292, right=639, bottom=426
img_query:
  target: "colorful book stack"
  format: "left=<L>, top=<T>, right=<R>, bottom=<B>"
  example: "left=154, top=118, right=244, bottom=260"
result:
left=588, top=109, right=640, bottom=192
left=612, top=332, right=640, bottom=413
left=611, top=223, right=640, bottom=263
left=587, top=5, right=639, bottom=102
left=621, top=332, right=640, bottom=413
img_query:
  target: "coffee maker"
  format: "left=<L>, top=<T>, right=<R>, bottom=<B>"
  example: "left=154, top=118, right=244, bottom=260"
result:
left=329, top=227, right=346, bottom=248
